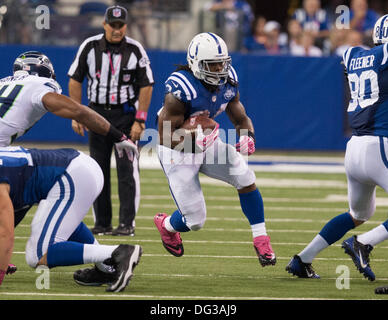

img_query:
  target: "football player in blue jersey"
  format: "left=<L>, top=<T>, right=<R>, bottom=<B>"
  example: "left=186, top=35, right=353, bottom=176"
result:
left=286, top=14, right=388, bottom=281
left=0, top=51, right=139, bottom=286
left=0, top=146, right=142, bottom=292
left=153, top=32, right=276, bottom=267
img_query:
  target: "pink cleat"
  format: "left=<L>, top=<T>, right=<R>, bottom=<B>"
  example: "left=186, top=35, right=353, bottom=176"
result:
left=253, top=235, right=276, bottom=267
left=154, top=213, right=184, bottom=257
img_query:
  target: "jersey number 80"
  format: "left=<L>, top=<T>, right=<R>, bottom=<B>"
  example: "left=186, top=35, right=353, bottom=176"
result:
left=347, top=70, right=379, bottom=112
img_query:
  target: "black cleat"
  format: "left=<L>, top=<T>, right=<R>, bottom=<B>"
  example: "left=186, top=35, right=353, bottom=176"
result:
left=112, top=224, right=135, bottom=236
left=106, top=244, right=142, bottom=293
left=286, top=255, right=320, bottom=279
left=91, top=225, right=113, bottom=235
left=375, top=286, right=388, bottom=294
left=73, top=266, right=116, bottom=286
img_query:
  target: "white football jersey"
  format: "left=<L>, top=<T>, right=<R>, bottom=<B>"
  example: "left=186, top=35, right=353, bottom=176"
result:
left=0, top=73, right=62, bottom=146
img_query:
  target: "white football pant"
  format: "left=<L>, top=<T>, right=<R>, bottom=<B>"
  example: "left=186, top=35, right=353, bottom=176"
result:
left=157, top=139, right=256, bottom=230
left=345, top=135, right=388, bottom=221
left=25, top=152, right=104, bottom=267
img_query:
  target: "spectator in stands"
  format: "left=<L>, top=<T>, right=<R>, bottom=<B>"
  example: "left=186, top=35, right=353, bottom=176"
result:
left=262, top=21, right=288, bottom=55
left=291, top=0, right=330, bottom=42
left=116, top=0, right=150, bottom=48
left=287, top=19, right=304, bottom=55
left=328, top=27, right=348, bottom=55
left=290, top=31, right=323, bottom=57
left=207, top=0, right=254, bottom=46
left=335, top=29, right=369, bottom=56
left=350, top=0, right=379, bottom=37
left=243, top=16, right=267, bottom=53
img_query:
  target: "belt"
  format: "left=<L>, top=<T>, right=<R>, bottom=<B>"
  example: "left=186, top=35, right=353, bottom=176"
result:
left=90, top=102, right=124, bottom=110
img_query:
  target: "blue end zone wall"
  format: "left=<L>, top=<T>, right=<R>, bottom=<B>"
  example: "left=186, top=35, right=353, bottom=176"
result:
left=0, top=45, right=348, bottom=150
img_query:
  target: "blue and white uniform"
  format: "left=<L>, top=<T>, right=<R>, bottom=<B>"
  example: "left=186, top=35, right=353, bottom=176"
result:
left=0, top=147, right=104, bottom=267
left=157, top=68, right=256, bottom=230
left=343, top=43, right=388, bottom=221
left=164, top=67, right=238, bottom=119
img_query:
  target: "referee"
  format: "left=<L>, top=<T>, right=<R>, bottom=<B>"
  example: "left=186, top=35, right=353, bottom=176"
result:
left=68, top=5, right=154, bottom=236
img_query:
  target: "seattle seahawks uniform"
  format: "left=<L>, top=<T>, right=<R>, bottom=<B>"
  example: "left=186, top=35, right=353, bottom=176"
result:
left=0, top=146, right=104, bottom=267
left=342, top=43, right=388, bottom=221
left=0, top=73, right=61, bottom=146
left=157, top=67, right=255, bottom=230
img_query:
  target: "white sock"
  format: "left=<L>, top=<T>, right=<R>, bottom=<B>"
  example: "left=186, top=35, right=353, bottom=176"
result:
left=83, top=244, right=118, bottom=265
left=251, top=222, right=267, bottom=238
left=298, top=234, right=329, bottom=264
left=164, top=216, right=177, bottom=233
left=357, top=224, right=388, bottom=247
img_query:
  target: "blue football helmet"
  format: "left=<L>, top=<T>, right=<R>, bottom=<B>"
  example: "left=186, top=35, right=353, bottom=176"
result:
left=13, top=51, right=56, bottom=79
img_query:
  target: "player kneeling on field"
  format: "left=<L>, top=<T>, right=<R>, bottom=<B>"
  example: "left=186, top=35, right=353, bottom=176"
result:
left=0, top=146, right=141, bottom=292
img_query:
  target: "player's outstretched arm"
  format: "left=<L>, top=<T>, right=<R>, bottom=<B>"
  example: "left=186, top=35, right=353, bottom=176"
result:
left=42, top=92, right=138, bottom=159
left=0, top=183, right=14, bottom=285
left=42, top=92, right=111, bottom=135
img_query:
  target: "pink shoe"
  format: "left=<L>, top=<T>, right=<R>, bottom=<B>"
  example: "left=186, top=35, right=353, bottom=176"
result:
left=154, top=213, right=184, bottom=257
left=253, top=235, right=276, bottom=267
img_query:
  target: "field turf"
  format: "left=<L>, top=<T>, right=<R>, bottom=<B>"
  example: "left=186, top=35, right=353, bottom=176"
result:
left=2, top=165, right=388, bottom=302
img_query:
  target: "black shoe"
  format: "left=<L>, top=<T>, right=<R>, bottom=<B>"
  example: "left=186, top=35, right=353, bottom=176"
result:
left=91, top=226, right=113, bottom=235
left=73, top=266, right=117, bottom=286
left=112, top=224, right=135, bottom=236
left=375, top=286, right=388, bottom=294
left=286, top=255, right=320, bottom=279
left=106, top=244, right=142, bottom=293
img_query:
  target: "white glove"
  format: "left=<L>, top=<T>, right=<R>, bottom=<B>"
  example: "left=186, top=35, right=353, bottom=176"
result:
left=115, top=138, right=138, bottom=161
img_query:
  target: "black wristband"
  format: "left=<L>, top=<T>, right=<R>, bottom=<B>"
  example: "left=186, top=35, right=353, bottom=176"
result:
left=108, top=124, right=125, bottom=142
left=134, top=118, right=146, bottom=124
left=240, top=130, right=256, bottom=143
left=247, top=130, right=256, bottom=143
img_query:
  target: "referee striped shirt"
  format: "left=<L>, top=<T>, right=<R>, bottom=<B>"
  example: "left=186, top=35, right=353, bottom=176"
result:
left=68, top=33, right=154, bottom=106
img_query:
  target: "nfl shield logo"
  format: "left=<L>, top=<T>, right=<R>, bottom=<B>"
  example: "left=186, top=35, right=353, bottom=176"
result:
left=113, top=8, right=121, bottom=17
left=123, top=74, right=131, bottom=82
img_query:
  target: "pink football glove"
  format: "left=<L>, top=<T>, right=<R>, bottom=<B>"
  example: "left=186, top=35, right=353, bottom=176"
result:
left=236, top=135, right=255, bottom=155
left=195, top=123, right=220, bottom=152
left=115, top=135, right=138, bottom=161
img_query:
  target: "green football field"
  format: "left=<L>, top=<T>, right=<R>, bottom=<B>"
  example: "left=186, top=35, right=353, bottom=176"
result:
left=2, top=162, right=388, bottom=301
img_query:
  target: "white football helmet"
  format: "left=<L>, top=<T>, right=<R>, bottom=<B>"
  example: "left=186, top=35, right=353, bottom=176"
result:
left=187, top=32, right=231, bottom=86
left=373, top=14, right=388, bottom=45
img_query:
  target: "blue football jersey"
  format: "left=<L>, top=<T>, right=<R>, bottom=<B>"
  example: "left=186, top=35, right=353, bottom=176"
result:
left=164, top=66, right=239, bottom=119
left=0, top=147, right=79, bottom=219
left=343, top=43, right=388, bottom=137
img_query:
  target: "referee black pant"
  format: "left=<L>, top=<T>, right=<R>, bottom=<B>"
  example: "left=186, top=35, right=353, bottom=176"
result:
left=89, top=104, right=139, bottom=229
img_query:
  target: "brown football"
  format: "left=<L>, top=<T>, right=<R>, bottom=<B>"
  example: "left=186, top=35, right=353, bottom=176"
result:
left=181, top=115, right=218, bottom=136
